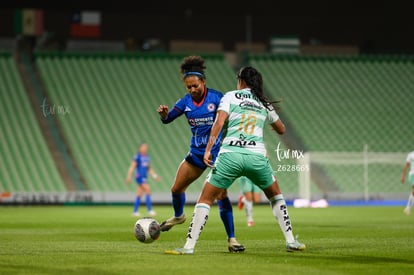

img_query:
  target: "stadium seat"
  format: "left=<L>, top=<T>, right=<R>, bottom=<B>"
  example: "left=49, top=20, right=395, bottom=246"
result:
left=250, top=55, right=414, bottom=194
left=0, top=53, right=66, bottom=192
left=35, top=53, right=259, bottom=194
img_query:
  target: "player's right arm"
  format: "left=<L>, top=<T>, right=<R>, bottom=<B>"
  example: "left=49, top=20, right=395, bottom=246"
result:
left=204, top=110, right=228, bottom=167
left=125, top=160, right=137, bottom=184
left=157, top=105, right=170, bottom=120
left=157, top=98, right=185, bottom=124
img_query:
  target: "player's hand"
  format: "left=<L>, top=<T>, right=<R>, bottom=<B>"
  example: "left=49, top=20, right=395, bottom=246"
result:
left=152, top=173, right=161, bottom=182
left=401, top=176, right=405, bottom=184
left=203, top=151, right=214, bottom=168
left=125, top=177, right=131, bottom=184
left=157, top=105, right=169, bottom=120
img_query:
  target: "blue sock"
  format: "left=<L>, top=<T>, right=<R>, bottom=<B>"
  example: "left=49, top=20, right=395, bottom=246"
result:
left=172, top=193, right=186, bottom=217
left=145, top=194, right=152, bottom=211
left=133, top=196, right=141, bottom=213
left=217, top=197, right=235, bottom=239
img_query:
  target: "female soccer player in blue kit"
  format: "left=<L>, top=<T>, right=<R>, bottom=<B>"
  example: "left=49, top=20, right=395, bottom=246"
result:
left=125, top=143, right=160, bottom=217
left=157, top=55, right=245, bottom=252
left=165, top=66, right=305, bottom=255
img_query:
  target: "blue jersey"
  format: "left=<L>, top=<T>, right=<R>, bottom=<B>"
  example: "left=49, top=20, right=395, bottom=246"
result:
left=134, top=153, right=150, bottom=184
left=161, top=88, right=223, bottom=155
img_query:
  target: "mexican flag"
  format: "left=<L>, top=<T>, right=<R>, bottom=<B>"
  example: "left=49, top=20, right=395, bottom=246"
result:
left=14, top=9, right=44, bottom=36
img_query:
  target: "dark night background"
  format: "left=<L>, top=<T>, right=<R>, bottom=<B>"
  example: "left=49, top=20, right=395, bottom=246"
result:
left=0, top=0, right=412, bottom=54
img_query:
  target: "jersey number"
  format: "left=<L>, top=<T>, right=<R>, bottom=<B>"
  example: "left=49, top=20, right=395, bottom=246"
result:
left=238, top=114, right=257, bottom=135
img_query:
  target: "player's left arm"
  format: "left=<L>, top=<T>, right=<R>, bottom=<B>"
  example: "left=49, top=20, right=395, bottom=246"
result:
left=204, top=110, right=228, bottom=167
left=268, top=108, right=285, bottom=135
left=271, top=119, right=285, bottom=135
left=148, top=166, right=161, bottom=182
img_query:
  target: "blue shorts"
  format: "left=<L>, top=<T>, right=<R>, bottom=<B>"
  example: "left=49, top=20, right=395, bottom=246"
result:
left=135, top=176, right=148, bottom=185
left=185, top=150, right=218, bottom=170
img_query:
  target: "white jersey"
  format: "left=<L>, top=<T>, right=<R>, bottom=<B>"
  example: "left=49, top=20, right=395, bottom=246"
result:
left=406, top=151, right=414, bottom=175
left=218, top=88, right=279, bottom=156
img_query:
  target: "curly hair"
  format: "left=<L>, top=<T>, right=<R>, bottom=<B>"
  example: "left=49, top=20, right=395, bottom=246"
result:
left=180, top=55, right=206, bottom=79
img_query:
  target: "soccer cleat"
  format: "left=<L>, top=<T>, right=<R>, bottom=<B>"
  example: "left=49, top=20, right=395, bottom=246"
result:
left=286, top=239, right=306, bottom=252
left=160, top=214, right=186, bottom=232
left=148, top=210, right=156, bottom=217
left=132, top=212, right=140, bottom=217
left=247, top=221, right=255, bottom=227
left=403, top=207, right=410, bottom=215
left=228, top=238, right=246, bottom=253
left=164, top=248, right=194, bottom=255
left=238, top=195, right=244, bottom=210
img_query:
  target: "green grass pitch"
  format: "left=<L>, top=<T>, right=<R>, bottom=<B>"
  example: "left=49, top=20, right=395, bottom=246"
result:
left=0, top=204, right=413, bottom=275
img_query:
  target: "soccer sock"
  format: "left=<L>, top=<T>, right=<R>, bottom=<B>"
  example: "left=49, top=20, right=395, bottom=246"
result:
left=145, top=194, right=152, bottom=211
left=407, top=193, right=414, bottom=208
left=172, top=193, right=186, bottom=217
left=270, top=194, right=295, bottom=243
left=184, top=203, right=210, bottom=250
left=133, top=196, right=141, bottom=213
left=244, top=199, right=253, bottom=222
left=411, top=194, right=414, bottom=208
left=217, top=197, right=235, bottom=239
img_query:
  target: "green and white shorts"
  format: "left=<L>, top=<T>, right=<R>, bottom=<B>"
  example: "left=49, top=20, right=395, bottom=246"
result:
left=409, top=174, right=414, bottom=187
left=207, top=152, right=275, bottom=190
left=238, top=176, right=261, bottom=193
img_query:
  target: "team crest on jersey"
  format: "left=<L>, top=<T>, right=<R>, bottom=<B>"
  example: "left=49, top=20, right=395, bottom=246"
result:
left=207, top=103, right=216, bottom=112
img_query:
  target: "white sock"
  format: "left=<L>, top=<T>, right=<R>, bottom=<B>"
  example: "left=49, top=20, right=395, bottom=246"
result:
left=184, top=203, right=210, bottom=250
left=407, top=194, right=414, bottom=208
left=244, top=199, right=253, bottom=222
left=270, top=194, right=295, bottom=243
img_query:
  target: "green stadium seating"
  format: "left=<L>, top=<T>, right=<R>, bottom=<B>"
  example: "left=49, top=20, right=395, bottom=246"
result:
left=250, top=55, right=414, bottom=195
left=35, top=53, right=258, bottom=194
left=7, top=51, right=412, bottom=199
left=251, top=55, right=414, bottom=152
left=31, top=52, right=414, bottom=198
left=0, top=53, right=66, bottom=192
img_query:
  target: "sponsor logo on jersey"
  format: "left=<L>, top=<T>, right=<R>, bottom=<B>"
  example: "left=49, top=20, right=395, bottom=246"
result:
left=188, top=116, right=214, bottom=127
left=239, top=100, right=263, bottom=111
left=229, top=133, right=257, bottom=147
left=235, top=92, right=260, bottom=102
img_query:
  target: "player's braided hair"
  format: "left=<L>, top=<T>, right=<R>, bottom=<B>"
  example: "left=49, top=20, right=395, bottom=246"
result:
left=237, top=66, right=280, bottom=111
left=180, top=55, right=206, bottom=79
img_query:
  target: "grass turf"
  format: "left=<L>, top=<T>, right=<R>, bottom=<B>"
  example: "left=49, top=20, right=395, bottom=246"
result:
left=0, top=205, right=413, bottom=275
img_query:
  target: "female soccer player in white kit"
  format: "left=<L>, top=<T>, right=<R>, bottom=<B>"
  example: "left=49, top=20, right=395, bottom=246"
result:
left=401, top=150, right=414, bottom=215
left=165, top=66, right=306, bottom=254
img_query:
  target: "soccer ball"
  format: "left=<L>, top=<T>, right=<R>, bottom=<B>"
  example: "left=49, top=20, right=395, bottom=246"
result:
left=134, top=218, right=161, bottom=243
